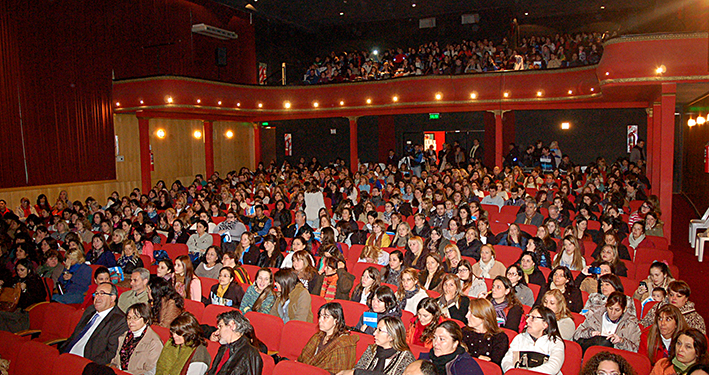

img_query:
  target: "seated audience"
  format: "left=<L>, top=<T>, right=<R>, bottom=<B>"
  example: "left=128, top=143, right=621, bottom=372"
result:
left=488, top=276, right=525, bottom=332
left=456, top=259, right=487, bottom=298
left=117, top=268, right=150, bottom=313
left=436, top=273, right=470, bottom=324
left=506, top=264, right=534, bottom=307
left=640, top=304, right=690, bottom=365
left=418, top=253, right=445, bottom=291
left=427, top=320, right=483, bottom=375
left=351, top=266, right=382, bottom=305
left=0, top=258, right=47, bottom=332
left=642, top=281, right=706, bottom=334
left=149, top=276, right=185, bottom=328
left=382, top=249, right=404, bottom=286
left=208, top=266, right=245, bottom=307
left=52, top=248, right=92, bottom=304
left=311, top=257, right=356, bottom=301
left=174, top=255, right=202, bottom=302
left=535, top=265, right=584, bottom=313
left=634, top=261, right=675, bottom=302
left=580, top=351, right=638, bottom=375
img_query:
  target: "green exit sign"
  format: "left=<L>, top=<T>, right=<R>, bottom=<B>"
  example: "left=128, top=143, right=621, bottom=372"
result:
left=261, top=122, right=269, bottom=126
left=429, top=113, right=440, bottom=120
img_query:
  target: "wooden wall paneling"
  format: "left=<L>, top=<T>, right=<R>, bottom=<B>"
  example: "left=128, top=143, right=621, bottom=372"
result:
left=213, top=121, right=255, bottom=174
left=149, top=118, right=206, bottom=186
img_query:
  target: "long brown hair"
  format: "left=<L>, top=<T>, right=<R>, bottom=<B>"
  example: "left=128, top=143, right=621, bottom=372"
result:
left=169, top=312, right=206, bottom=348
left=647, top=304, right=689, bottom=364
left=292, top=250, right=317, bottom=280
left=415, top=297, right=443, bottom=345
left=252, top=268, right=275, bottom=312
left=466, top=298, right=503, bottom=338
left=175, top=255, right=197, bottom=300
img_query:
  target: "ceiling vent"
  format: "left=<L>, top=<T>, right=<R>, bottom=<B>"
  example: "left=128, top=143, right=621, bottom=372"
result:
left=191, top=24, right=238, bottom=40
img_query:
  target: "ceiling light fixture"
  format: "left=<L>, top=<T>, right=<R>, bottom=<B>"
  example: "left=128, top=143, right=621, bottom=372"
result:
left=156, top=129, right=166, bottom=138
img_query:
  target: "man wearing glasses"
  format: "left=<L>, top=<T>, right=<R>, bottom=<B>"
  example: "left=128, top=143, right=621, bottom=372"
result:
left=60, top=282, right=128, bottom=365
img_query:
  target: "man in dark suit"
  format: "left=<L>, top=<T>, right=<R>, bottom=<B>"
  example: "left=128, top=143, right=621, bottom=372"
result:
left=61, top=282, right=128, bottom=365
left=468, top=139, right=483, bottom=162
left=514, top=201, right=544, bottom=227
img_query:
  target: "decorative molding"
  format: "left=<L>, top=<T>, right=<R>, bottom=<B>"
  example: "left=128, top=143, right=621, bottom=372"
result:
left=603, top=32, right=708, bottom=47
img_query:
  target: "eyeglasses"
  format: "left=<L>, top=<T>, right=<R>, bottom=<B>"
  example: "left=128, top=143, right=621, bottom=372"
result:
left=93, top=291, right=114, bottom=297
left=527, top=315, right=544, bottom=321
left=596, top=372, right=621, bottom=375
left=126, top=315, right=143, bottom=321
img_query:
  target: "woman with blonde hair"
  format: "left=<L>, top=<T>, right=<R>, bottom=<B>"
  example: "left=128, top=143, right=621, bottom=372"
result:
left=117, top=239, right=144, bottom=275
left=359, top=244, right=390, bottom=266
left=471, top=244, right=506, bottom=279
left=461, top=298, right=509, bottom=365
left=542, top=289, right=576, bottom=340
left=403, top=236, right=428, bottom=271
left=552, top=234, right=586, bottom=271
left=443, top=243, right=462, bottom=273
left=392, top=222, right=412, bottom=248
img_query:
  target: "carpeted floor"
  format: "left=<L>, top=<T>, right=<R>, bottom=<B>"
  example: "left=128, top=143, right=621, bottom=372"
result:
left=668, top=193, right=709, bottom=319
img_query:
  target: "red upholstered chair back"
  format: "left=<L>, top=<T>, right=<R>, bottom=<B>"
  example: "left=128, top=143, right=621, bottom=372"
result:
left=273, top=360, right=330, bottom=375
left=245, top=311, right=285, bottom=352
left=277, top=320, right=319, bottom=360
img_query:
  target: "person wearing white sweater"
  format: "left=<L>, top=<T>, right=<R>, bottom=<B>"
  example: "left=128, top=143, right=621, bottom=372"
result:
left=501, top=306, right=566, bottom=375
left=304, top=184, right=326, bottom=229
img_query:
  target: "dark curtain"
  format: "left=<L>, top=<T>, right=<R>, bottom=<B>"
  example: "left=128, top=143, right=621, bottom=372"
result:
left=0, top=0, right=116, bottom=189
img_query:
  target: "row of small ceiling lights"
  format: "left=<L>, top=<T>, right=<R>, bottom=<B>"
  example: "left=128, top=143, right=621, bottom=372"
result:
left=113, top=66, right=668, bottom=109
left=115, top=89, right=591, bottom=109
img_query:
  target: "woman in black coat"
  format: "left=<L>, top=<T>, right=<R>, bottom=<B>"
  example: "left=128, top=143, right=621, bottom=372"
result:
left=534, top=266, right=584, bottom=313
left=208, top=267, right=245, bottom=307
left=0, top=259, right=47, bottom=332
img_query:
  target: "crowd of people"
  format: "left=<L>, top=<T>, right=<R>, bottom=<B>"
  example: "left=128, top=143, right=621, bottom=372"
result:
left=0, top=137, right=705, bottom=375
left=303, top=32, right=607, bottom=85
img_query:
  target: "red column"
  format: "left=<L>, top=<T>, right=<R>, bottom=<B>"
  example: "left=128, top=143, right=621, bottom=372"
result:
left=349, top=116, right=359, bottom=173
left=645, top=107, right=654, bottom=194
left=652, top=102, right=662, bottom=196
left=138, top=116, right=152, bottom=194
left=659, top=83, right=676, bottom=241
left=203, top=120, right=214, bottom=178
left=494, top=110, right=504, bottom=168
left=253, top=124, right=262, bottom=168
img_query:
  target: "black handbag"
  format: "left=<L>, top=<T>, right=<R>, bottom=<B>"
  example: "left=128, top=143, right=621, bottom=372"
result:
left=516, top=351, right=550, bottom=369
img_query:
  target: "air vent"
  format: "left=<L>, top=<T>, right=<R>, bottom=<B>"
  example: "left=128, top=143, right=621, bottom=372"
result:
left=191, top=24, right=238, bottom=40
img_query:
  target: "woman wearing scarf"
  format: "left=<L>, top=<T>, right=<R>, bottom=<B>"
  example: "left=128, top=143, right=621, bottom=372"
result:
left=299, top=302, right=359, bottom=374
left=396, top=268, right=429, bottom=314
left=110, top=303, right=163, bottom=374
left=487, top=276, right=525, bottom=332
left=534, top=266, right=584, bottom=313
left=406, top=297, right=444, bottom=348
left=155, top=312, right=211, bottom=375
left=311, top=257, right=355, bottom=301
left=622, top=221, right=656, bottom=253
left=471, top=245, right=505, bottom=280
left=435, top=274, right=470, bottom=324
left=337, top=316, right=415, bottom=375
left=426, top=321, right=483, bottom=375
left=650, top=328, right=708, bottom=375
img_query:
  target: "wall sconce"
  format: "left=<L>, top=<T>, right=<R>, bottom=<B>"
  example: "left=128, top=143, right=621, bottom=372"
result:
left=156, top=129, right=166, bottom=139
left=561, top=122, right=571, bottom=130
left=193, top=130, right=202, bottom=139
left=225, top=130, right=234, bottom=139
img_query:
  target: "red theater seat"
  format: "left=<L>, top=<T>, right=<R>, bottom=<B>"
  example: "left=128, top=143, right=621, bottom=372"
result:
left=273, top=360, right=330, bottom=375
left=51, top=353, right=93, bottom=375
left=277, top=320, right=319, bottom=360
left=12, top=340, right=60, bottom=375
left=245, top=311, right=284, bottom=351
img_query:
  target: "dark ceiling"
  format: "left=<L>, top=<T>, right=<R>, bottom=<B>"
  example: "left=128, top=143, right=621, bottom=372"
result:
left=214, top=0, right=653, bottom=31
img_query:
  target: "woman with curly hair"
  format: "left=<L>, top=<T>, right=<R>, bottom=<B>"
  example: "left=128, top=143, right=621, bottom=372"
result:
left=580, top=350, right=637, bottom=375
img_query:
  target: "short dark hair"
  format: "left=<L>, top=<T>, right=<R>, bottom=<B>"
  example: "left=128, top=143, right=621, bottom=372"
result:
left=170, top=312, right=205, bottom=348
left=606, top=291, right=627, bottom=310
left=419, top=361, right=438, bottom=375
left=127, top=303, right=152, bottom=326
left=668, top=280, right=691, bottom=297
left=94, top=266, right=110, bottom=280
